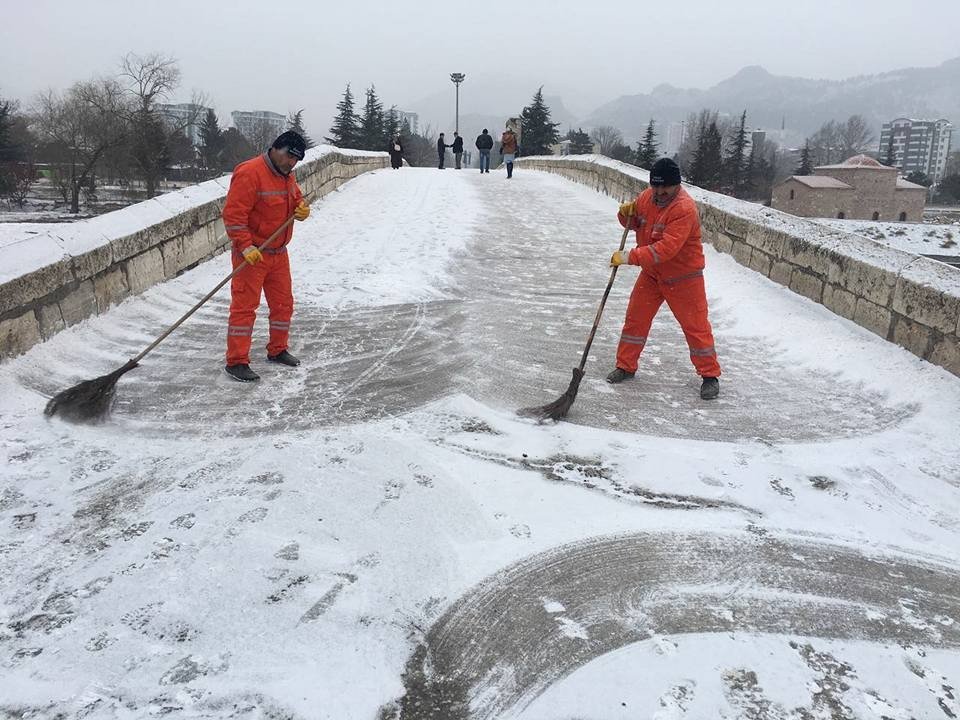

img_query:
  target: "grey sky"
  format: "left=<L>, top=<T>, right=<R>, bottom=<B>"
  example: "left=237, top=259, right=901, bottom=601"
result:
left=2, top=0, right=958, bottom=135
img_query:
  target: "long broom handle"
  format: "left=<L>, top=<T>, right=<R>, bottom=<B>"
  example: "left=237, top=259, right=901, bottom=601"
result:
left=129, top=192, right=315, bottom=366
left=576, top=222, right=632, bottom=373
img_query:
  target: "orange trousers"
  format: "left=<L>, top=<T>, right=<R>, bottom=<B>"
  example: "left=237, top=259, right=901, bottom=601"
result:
left=225, top=249, right=293, bottom=366
left=616, top=270, right=721, bottom=377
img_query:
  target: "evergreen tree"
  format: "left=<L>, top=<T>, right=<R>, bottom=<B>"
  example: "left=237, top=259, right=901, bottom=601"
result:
left=905, top=170, right=931, bottom=187
left=198, top=108, right=224, bottom=172
left=519, top=87, right=560, bottom=156
left=286, top=109, right=315, bottom=148
left=796, top=141, right=813, bottom=175
left=882, top=134, right=897, bottom=167
left=565, top=127, right=593, bottom=154
left=326, top=83, right=360, bottom=149
left=357, top=85, right=384, bottom=151
left=688, top=118, right=723, bottom=191
left=723, top=110, right=750, bottom=197
left=634, top=118, right=658, bottom=169
left=382, top=106, right=399, bottom=149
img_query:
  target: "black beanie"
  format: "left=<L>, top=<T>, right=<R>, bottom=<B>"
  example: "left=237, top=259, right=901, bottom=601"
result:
left=649, top=157, right=682, bottom=186
left=272, top=131, right=307, bottom=160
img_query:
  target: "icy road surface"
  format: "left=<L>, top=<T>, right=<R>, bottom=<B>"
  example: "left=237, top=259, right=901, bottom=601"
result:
left=2, top=167, right=959, bottom=718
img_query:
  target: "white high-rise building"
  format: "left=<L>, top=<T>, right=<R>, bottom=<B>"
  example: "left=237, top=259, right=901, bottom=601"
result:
left=231, top=110, right=286, bottom=145
left=878, top=118, right=953, bottom=184
left=397, top=111, right=419, bottom=135
left=158, top=103, right=210, bottom=146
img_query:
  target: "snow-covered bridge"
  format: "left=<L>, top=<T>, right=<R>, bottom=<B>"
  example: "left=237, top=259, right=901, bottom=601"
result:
left=2, top=159, right=959, bottom=718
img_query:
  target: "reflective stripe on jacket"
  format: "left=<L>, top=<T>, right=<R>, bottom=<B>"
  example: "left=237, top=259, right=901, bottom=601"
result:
left=616, top=186, right=705, bottom=279
left=223, top=153, right=304, bottom=253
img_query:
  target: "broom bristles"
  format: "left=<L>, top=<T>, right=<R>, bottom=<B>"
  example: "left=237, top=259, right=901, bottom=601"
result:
left=517, top=368, right=585, bottom=423
left=44, top=360, right=139, bottom=423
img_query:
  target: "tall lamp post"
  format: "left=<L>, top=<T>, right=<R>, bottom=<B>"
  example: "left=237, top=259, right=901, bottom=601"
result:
left=450, top=73, right=465, bottom=133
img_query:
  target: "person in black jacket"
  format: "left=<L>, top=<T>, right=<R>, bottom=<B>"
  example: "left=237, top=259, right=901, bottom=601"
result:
left=451, top=131, right=464, bottom=169
left=388, top=135, right=403, bottom=169
left=475, top=128, right=493, bottom=173
left=437, top=133, right=450, bottom=169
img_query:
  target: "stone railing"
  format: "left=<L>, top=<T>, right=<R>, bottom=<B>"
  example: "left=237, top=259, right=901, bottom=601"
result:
left=517, top=155, right=960, bottom=377
left=0, top=147, right=389, bottom=359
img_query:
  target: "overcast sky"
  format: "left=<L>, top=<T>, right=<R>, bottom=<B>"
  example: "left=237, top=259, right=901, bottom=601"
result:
left=2, top=0, right=959, bottom=135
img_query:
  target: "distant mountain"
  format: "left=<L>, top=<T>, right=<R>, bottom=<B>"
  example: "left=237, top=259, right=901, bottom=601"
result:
left=583, top=57, right=960, bottom=145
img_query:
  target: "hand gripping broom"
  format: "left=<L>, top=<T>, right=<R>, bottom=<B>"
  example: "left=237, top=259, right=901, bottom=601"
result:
left=44, top=195, right=313, bottom=423
left=518, top=222, right=631, bottom=422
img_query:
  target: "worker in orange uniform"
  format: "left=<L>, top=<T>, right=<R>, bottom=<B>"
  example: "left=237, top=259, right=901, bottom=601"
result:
left=222, top=131, right=310, bottom=382
left=607, top=157, right=721, bottom=399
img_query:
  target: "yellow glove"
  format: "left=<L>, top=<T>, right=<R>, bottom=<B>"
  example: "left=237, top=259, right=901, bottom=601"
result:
left=618, top=200, right=635, bottom=217
left=242, top=246, right=263, bottom=265
left=293, top=201, right=310, bottom=221
left=610, top=250, right=631, bottom=267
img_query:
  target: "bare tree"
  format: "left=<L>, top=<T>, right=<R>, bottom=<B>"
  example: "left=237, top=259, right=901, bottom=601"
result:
left=246, top=119, right=278, bottom=153
left=118, top=52, right=205, bottom=198
left=589, top=125, right=624, bottom=157
left=837, top=114, right=875, bottom=159
left=807, top=120, right=842, bottom=166
left=34, top=79, right=127, bottom=213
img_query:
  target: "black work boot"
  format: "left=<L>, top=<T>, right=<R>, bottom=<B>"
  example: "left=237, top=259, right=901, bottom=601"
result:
left=700, top=376, right=720, bottom=400
left=267, top=350, right=300, bottom=367
left=225, top=364, right=260, bottom=382
left=606, top=367, right=635, bottom=384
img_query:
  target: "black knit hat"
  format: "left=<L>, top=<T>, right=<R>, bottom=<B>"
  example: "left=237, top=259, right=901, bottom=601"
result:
left=272, top=131, right=307, bottom=160
left=649, top=157, right=682, bottom=186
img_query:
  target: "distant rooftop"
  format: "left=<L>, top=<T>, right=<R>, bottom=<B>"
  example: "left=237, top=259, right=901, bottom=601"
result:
left=788, top=175, right=853, bottom=189
left=816, top=155, right=894, bottom=171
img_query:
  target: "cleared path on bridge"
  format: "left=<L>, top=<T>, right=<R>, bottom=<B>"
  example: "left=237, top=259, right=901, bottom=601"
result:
left=1, top=167, right=959, bottom=719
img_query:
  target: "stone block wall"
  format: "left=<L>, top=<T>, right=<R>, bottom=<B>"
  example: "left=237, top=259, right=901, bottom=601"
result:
left=0, top=147, right=388, bottom=360
left=516, top=155, right=960, bottom=378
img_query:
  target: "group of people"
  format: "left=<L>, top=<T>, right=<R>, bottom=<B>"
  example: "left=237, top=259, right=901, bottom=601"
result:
left=222, top=132, right=721, bottom=400
left=384, top=125, right=521, bottom=178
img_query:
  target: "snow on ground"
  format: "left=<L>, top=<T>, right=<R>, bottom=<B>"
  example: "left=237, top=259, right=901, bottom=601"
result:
left=1, top=166, right=959, bottom=719
left=815, top=217, right=960, bottom=258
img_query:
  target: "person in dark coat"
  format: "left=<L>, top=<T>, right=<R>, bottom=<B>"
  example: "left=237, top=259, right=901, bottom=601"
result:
left=451, top=131, right=464, bottom=169
left=388, top=135, right=403, bottom=169
left=437, top=133, right=450, bottom=169
left=475, top=128, right=493, bottom=173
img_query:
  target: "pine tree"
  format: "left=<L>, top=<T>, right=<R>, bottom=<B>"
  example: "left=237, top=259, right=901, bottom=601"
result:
left=882, top=134, right=897, bottom=167
left=286, top=109, right=315, bottom=148
left=382, top=106, right=399, bottom=149
left=519, top=87, right=560, bottom=156
left=357, top=85, right=384, bottom=151
left=688, top=118, right=723, bottom=191
left=634, top=118, right=658, bottom=169
left=326, top=83, right=360, bottom=149
left=723, top=110, right=750, bottom=197
left=565, top=127, right=593, bottom=154
left=796, top=141, right=813, bottom=175
left=198, top=108, right=224, bottom=172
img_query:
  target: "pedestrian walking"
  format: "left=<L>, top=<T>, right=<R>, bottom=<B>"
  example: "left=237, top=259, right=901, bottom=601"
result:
left=388, top=135, right=403, bottom=169
left=500, top=126, right=519, bottom=178
left=606, top=158, right=722, bottom=399
left=222, top=131, right=311, bottom=382
left=452, top=131, right=464, bottom=169
left=475, top=128, right=493, bottom=173
left=437, top=133, right=450, bottom=169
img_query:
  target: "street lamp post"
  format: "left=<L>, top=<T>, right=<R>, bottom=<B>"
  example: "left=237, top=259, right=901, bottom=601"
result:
left=450, top=73, right=465, bottom=134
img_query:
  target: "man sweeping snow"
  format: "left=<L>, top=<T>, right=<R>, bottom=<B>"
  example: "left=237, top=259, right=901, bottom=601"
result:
left=606, top=157, right=722, bottom=400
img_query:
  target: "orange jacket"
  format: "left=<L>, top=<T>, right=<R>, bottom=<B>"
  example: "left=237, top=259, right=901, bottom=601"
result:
left=617, top=187, right=704, bottom=278
left=501, top=131, right=518, bottom=154
left=223, top=153, right=304, bottom=253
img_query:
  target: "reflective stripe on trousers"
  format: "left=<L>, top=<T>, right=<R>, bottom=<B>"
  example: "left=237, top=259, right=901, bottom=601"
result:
left=225, top=249, right=294, bottom=366
left=616, top=271, right=721, bottom=377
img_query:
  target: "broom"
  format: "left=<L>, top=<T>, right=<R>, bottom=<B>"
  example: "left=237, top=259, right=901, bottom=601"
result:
left=44, top=195, right=313, bottom=423
left=518, top=222, right=631, bottom=422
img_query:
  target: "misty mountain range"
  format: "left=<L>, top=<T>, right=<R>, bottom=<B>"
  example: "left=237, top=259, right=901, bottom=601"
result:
left=407, top=58, right=960, bottom=148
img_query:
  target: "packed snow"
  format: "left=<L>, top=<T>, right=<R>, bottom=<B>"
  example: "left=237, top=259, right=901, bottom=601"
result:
left=1, top=166, right=959, bottom=719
